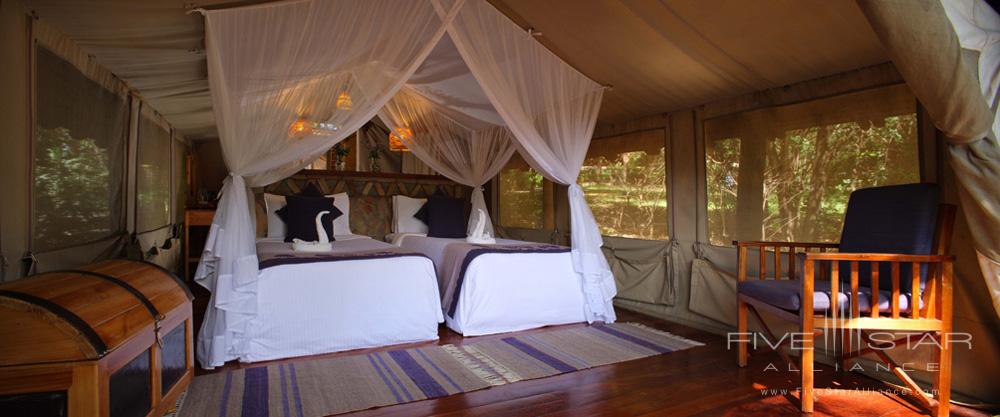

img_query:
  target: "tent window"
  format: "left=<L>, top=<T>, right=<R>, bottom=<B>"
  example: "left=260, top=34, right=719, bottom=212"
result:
left=498, top=153, right=544, bottom=229
left=705, top=84, right=920, bottom=245
left=172, top=139, right=186, bottom=224
left=581, top=129, right=668, bottom=240
left=136, top=113, right=173, bottom=233
left=32, top=46, right=127, bottom=252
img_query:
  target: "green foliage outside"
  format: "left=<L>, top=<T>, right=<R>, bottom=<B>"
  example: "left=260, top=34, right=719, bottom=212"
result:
left=499, top=167, right=544, bottom=229
left=33, top=126, right=116, bottom=251
left=706, top=115, right=919, bottom=245
left=579, top=149, right=668, bottom=240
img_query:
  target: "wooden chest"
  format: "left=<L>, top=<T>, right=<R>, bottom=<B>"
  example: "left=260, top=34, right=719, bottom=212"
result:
left=0, top=260, right=194, bottom=417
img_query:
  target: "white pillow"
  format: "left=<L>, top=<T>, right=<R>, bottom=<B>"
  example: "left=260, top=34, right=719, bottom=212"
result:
left=393, top=195, right=428, bottom=234
left=263, top=192, right=351, bottom=238
left=331, top=192, right=351, bottom=235
left=264, top=193, right=288, bottom=238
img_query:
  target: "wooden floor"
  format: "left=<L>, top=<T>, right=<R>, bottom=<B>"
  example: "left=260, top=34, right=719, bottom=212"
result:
left=190, top=292, right=988, bottom=417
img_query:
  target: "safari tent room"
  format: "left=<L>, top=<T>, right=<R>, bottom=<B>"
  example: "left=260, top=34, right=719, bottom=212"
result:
left=1, top=0, right=999, bottom=416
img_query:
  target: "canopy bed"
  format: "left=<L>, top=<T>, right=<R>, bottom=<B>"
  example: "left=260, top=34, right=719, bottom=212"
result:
left=391, top=232, right=586, bottom=336
left=193, top=0, right=616, bottom=369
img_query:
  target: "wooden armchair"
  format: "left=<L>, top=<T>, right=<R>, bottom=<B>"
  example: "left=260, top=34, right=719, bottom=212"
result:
left=734, top=183, right=956, bottom=416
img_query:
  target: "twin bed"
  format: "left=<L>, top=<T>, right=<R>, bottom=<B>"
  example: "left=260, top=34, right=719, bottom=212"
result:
left=235, top=191, right=588, bottom=364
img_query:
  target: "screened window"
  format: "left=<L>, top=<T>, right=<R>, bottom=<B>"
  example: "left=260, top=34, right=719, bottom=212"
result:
left=580, top=129, right=667, bottom=240
left=33, top=46, right=127, bottom=251
left=705, top=84, right=920, bottom=245
left=136, top=113, right=172, bottom=232
left=498, top=154, right=544, bottom=229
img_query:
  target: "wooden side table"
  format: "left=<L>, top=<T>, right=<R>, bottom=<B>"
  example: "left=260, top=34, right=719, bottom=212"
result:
left=184, top=208, right=215, bottom=280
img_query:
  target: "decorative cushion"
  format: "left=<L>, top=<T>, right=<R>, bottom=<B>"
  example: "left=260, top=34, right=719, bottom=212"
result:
left=838, top=183, right=939, bottom=293
left=738, top=279, right=919, bottom=314
left=277, top=195, right=342, bottom=242
left=392, top=195, right=428, bottom=234
left=423, top=195, right=467, bottom=238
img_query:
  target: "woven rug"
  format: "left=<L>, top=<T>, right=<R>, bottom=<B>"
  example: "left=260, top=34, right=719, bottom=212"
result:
left=176, top=323, right=702, bottom=417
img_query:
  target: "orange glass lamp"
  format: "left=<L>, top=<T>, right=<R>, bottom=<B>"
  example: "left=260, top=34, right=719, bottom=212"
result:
left=388, top=127, right=412, bottom=152
left=336, top=92, right=353, bottom=111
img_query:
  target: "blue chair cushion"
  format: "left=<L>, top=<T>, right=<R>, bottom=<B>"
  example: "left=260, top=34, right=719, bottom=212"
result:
left=838, top=183, right=939, bottom=293
left=738, top=279, right=919, bottom=314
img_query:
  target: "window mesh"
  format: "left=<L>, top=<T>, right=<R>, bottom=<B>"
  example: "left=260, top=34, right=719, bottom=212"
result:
left=705, top=84, right=920, bottom=245
left=581, top=129, right=668, bottom=240
left=498, top=153, right=544, bottom=229
left=33, top=46, right=127, bottom=252
left=136, top=113, right=172, bottom=233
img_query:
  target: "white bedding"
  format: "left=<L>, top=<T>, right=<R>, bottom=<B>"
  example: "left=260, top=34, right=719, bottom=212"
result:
left=245, top=235, right=443, bottom=363
left=390, top=233, right=586, bottom=336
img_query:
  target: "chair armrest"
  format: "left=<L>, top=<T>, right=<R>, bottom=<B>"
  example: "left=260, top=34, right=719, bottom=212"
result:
left=733, top=240, right=839, bottom=249
left=802, top=252, right=953, bottom=263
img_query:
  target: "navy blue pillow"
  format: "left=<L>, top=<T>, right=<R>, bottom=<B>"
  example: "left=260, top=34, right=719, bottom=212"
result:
left=423, top=195, right=467, bottom=238
left=277, top=195, right=343, bottom=242
left=413, top=189, right=447, bottom=225
left=298, top=182, right=324, bottom=197
left=414, top=203, right=429, bottom=225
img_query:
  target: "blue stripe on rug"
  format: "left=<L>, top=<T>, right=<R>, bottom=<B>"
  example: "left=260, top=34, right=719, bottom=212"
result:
left=218, top=371, right=233, bottom=417
left=593, top=324, right=672, bottom=353
left=375, top=352, right=414, bottom=401
left=366, top=353, right=403, bottom=403
left=414, top=348, right=463, bottom=393
left=278, top=365, right=290, bottom=417
left=389, top=350, right=449, bottom=398
left=502, top=337, right=576, bottom=373
left=288, top=363, right=304, bottom=417
left=241, top=367, right=268, bottom=417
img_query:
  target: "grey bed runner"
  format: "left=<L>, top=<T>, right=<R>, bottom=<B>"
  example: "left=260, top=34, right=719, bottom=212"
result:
left=258, top=239, right=431, bottom=269
left=440, top=242, right=570, bottom=317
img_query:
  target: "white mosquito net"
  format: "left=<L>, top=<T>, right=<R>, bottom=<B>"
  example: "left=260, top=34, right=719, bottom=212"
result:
left=194, top=0, right=614, bottom=369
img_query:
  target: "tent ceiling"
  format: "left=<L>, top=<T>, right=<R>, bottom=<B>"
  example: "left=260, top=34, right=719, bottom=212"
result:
left=24, top=0, right=889, bottom=140
left=490, top=0, right=890, bottom=125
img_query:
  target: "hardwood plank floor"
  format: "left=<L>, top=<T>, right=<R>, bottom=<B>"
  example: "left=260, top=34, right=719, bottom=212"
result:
left=191, top=298, right=988, bottom=417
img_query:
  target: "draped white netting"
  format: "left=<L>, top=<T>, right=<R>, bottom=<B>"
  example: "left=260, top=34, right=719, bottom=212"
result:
left=378, top=87, right=515, bottom=237
left=194, top=0, right=462, bottom=368
left=195, top=0, right=615, bottom=368
left=445, top=0, right=615, bottom=322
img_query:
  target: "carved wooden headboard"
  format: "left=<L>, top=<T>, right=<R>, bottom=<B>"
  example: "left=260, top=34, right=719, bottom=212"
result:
left=253, top=170, right=470, bottom=240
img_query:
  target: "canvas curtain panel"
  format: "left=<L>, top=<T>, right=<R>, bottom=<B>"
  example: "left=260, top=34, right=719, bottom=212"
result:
left=857, top=0, right=1000, bottom=318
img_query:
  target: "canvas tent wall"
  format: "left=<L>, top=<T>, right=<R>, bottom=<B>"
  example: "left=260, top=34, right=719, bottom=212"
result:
left=0, top=0, right=997, bottom=404
left=0, top=0, right=190, bottom=278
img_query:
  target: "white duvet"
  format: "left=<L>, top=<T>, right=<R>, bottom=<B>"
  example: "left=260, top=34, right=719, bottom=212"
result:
left=389, top=233, right=586, bottom=336
left=244, top=235, right=442, bottom=363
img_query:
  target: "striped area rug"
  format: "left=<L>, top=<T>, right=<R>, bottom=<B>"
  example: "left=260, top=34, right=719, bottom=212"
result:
left=177, top=323, right=702, bottom=417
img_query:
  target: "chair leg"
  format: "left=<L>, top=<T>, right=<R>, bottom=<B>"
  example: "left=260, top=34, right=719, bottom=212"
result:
left=737, top=300, right=748, bottom=367
left=801, top=315, right=815, bottom=413
left=933, top=332, right=952, bottom=417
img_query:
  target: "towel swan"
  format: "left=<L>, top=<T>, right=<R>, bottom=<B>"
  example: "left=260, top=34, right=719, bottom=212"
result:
left=292, top=210, right=333, bottom=252
left=466, top=208, right=496, bottom=244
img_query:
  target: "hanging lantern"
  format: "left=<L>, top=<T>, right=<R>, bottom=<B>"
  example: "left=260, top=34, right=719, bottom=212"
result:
left=336, top=92, right=353, bottom=111
left=388, top=127, right=412, bottom=152
left=289, top=119, right=311, bottom=138
left=289, top=118, right=340, bottom=139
